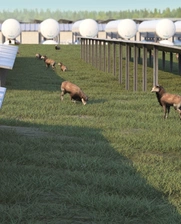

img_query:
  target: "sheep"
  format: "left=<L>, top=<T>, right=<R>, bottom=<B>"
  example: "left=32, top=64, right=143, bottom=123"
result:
left=41, top=55, right=56, bottom=70
left=55, top=45, right=60, bottom=50
left=151, top=85, right=181, bottom=119
left=58, top=62, right=67, bottom=72
left=60, top=81, right=88, bottom=105
left=35, top=53, right=42, bottom=59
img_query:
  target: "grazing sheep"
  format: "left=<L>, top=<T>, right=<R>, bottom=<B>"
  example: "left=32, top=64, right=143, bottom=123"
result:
left=151, top=85, right=181, bottom=119
left=55, top=45, right=60, bottom=50
left=35, top=53, right=42, bottom=59
left=41, top=55, right=56, bottom=70
left=58, top=62, right=67, bottom=72
left=60, top=81, right=88, bottom=105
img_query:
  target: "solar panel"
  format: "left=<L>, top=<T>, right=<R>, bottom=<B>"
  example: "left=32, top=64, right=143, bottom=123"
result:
left=0, top=44, right=19, bottom=69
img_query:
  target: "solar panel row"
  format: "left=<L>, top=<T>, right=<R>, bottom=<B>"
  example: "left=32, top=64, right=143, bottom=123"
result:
left=0, top=44, right=19, bottom=69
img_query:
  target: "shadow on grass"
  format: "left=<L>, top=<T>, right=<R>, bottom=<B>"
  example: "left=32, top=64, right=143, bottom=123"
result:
left=0, top=118, right=181, bottom=223
left=5, top=57, right=66, bottom=91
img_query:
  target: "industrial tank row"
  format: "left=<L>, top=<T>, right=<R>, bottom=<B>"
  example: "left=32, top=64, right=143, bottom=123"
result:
left=1, top=18, right=181, bottom=45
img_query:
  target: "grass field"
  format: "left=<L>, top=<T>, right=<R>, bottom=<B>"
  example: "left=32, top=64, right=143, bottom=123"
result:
left=0, top=43, right=181, bottom=223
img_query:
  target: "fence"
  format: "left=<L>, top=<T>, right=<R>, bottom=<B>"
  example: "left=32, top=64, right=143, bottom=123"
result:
left=80, top=37, right=181, bottom=91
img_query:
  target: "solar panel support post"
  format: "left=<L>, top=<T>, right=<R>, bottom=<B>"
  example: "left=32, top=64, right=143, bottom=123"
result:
left=0, top=68, right=8, bottom=87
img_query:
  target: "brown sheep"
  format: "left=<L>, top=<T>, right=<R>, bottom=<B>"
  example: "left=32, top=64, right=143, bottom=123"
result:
left=151, top=85, right=181, bottom=119
left=41, top=55, right=56, bottom=70
left=58, top=62, right=67, bottom=72
left=35, top=53, right=42, bottom=59
left=60, top=81, right=88, bottom=105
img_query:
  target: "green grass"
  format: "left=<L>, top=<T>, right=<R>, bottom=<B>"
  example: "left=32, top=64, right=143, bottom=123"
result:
left=0, top=44, right=181, bottom=223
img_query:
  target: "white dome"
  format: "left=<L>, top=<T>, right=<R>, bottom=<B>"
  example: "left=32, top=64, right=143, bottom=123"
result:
left=2, top=18, right=21, bottom=39
left=72, top=19, right=98, bottom=38
left=105, top=19, right=137, bottom=39
left=156, top=19, right=175, bottom=39
left=117, top=19, right=137, bottom=39
left=138, top=19, right=175, bottom=39
left=40, top=18, right=59, bottom=39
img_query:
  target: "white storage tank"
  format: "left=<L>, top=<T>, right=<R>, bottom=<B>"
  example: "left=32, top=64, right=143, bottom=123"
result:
left=174, top=21, right=181, bottom=36
left=72, top=19, right=98, bottom=38
left=156, top=19, right=175, bottom=39
left=138, top=19, right=175, bottom=45
left=105, top=20, right=121, bottom=33
left=105, top=19, right=137, bottom=40
left=174, top=21, right=181, bottom=45
left=40, top=18, right=59, bottom=44
left=2, top=18, right=21, bottom=43
left=138, top=20, right=159, bottom=38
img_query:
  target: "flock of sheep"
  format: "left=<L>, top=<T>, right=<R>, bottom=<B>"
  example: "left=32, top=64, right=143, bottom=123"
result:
left=35, top=46, right=181, bottom=118
left=35, top=46, right=88, bottom=106
left=35, top=53, right=67, bottom=72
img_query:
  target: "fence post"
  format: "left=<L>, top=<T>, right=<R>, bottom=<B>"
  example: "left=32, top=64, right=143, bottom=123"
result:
left=125, top=43, right=130, bottom=90
left=142, top=45, right=147, bottom=91
left=133, top=44, right=138, bottom=91
left=113, top=42, right=116, bottom=76
left=119, top=43, right=123, bottom=84
left=153, top=46, right=158, bottom=85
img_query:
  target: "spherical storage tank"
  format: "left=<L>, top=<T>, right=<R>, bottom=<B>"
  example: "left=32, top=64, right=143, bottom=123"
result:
left=105, top=19, right=137, bottom=40
left=40, top=18, right=59, bottom=44
left=138, top=19, right=175, bottom=41
left=1, top=18, right=21, bottom=39
left=72, top=19, right=98, bottom=38
left=156, top=19, right=175, bottom=39
left=117, top=19, right=137, bottom=39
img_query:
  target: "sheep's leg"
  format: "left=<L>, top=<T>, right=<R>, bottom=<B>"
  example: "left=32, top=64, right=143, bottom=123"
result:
left=163, top=105, right=168, bottom=119
left=52, top=64, right=56, bottom=70
left=177, top=107, right=181, bottom=120
left=60, top=89, right=65, bottom=101
left=70, top=96, right=76, bottom=103
left=81, top=98, right=86, bottom=105
left=166, top=106, right=170, bottom=118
